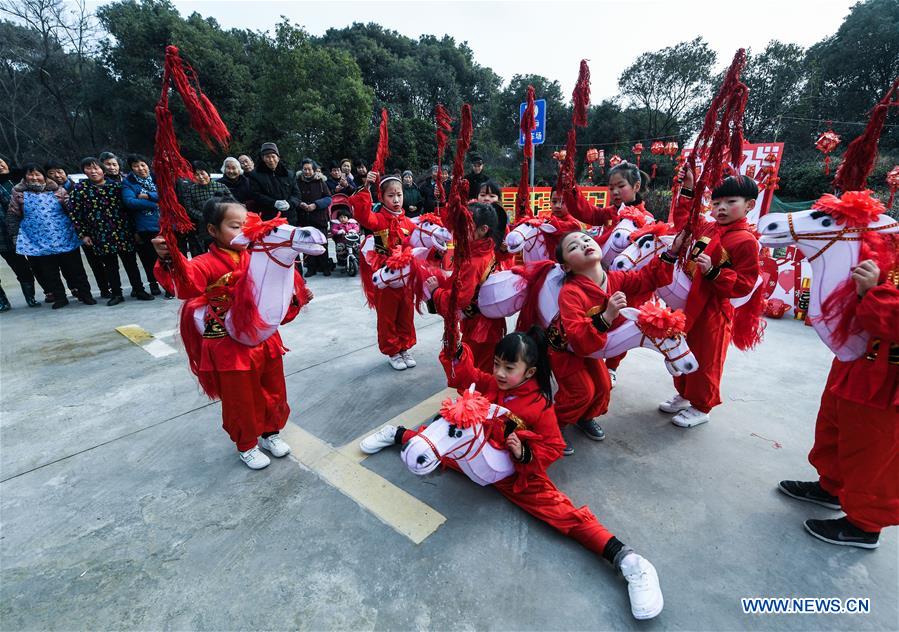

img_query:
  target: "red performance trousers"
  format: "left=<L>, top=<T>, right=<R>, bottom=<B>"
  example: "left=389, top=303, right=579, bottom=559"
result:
left=213, top=353, right=290, bottom=452
left=401, top=428, right=614, bottom=554
left=552, top=354, right=611, bottom=426
left=673, top=314, right=732, bottom=413
left=375, top=286, right=416, bottom=356
left=809, top=388, right=899, bottom=533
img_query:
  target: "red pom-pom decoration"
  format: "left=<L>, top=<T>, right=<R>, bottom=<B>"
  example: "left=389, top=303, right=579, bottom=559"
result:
left=241, top=212, right=287, bottom=242
left=439, top=388, right=492, bottom=429
left=812, top=190, right=885, bottom=228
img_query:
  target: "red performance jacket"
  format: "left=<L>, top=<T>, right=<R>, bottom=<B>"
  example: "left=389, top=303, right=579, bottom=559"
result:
left=551, top=257, right=675, bottom=376
left=154, top=244, right=305, bottom=396
left=432, top=238, right=504, bottom=344
left=826, top=275, right=899, bottom=410
left=670, top=195, right=760, bottom=331
left=349, top=189, right=415, bottom=257
left=441, top=344, right=566, bottom=493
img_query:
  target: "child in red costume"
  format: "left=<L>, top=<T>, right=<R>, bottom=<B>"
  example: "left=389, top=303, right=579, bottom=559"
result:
left=544, top=187, right=583, bottom=252
left=563, top=162, right=656, bottom=383
left=550, top=230, right=682, bottom=452
left=350, top=172, right=418, bottom=371
left=152, top=199, right=308, bottom=470
left=779, top=251, right=899, bottom=549
left=477, top=182, right=514, bottom=270
left=660, top=172, right=761, bottom=428
left=425, top=203, right=506, bottom=372
left=359, top=329, right=665, bottom=620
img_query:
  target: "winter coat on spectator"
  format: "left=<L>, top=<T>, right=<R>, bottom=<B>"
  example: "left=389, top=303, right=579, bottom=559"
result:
left=402, top=183, right=424, bottom=218
left=218, top=173, right=252, bottom=203
left=122, top=172, right=160, bottom=232
left=296, top=175, right=332, bottom=231
left=6, top=180, right=79, bottom=256
left=66, top=180, right=135, bottom=256
left=248, top=161, right=301, bottom=223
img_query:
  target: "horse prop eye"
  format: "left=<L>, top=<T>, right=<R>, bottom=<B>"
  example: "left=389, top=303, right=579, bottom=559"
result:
left=821, top=218, right=833, bottom=227
left=416, top=455, right=428, bottom=465
left=455, top=430, right=463, bottom=438
left=299, top=229, right=310, bottom=238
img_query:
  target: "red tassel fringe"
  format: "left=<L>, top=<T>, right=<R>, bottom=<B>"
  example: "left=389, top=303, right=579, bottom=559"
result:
left=435, top=104, right=453, bottom=206
left=832, top=78, right=899, bottom=194
left=731, top=283, right=766, bottom=350
left=517, top=86, right=536, bottom=219
left=571, top=59, right=591, bottom=128
left=373, top=108, right=390, bottom=182
left=512, top=260, right=557, bottom=332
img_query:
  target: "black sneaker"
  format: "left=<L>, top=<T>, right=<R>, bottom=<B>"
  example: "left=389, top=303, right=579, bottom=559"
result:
left=52, top=297, right=70, bottom=310
left=149, top=282, right=162, bottom=296
left=778, top=480, right=841, bottom=510
left=804, top=517, right=880, bottom=549
left=107, top=295, right=124, bottom=306
left=78, top=293, right=97, bottom=305
left=576, top=418, right=606, bottom=441
left=563, top=440, right=575, bottom=457
left=132, top=288, right=154, bottom=301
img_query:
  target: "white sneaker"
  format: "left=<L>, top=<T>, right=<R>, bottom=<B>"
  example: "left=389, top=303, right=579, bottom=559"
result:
left=608, top=369, right=617, bottom=388
left=671, top=407, right=710, bottom=428
left=658, top=393, right=690, bottom=413
left=388, top=354, right=407, bottom=370
left=400, top=350, right=417, bottom=368
left=257, top=433, right=291, bottom=457
left=360, top=425, right=399, bottom=454
left=620, top=553, right=664, bottom=620
left=239, top=446, right=271, bottom=470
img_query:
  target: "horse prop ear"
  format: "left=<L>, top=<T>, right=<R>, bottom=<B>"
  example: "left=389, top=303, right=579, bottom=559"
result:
left=230, top=233, right=250, bottom=248
left=539, top=223, right=558, bottom=234
left=619, top=307, right=639, bottom=321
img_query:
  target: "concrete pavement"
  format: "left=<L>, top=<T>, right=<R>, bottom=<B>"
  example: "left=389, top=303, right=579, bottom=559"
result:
left=1, top=262, right=896, bottom=630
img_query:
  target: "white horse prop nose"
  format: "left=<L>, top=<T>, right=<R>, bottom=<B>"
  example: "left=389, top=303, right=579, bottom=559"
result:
left=504, top=231, right=524, bottom=253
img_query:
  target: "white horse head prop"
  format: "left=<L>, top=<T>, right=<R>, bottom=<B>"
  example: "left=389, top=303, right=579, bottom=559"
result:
left=477, top=263, right=566, bottom=328
left=505, top=218, right=557, bottom=263
left=601, top=207, right=652, bottom=268
left=596, top=305, right=697, bottom=376
left=611, top=224, right=674, bottom=272
left=410, top=214, right=453, bottom=253
left=190, top=216, right=325, bottom=347
left=758, top=193, right=899, bottom=360
left=371, top=246, right=432, bottom=290
left=401, top=384, right=516, bottom=486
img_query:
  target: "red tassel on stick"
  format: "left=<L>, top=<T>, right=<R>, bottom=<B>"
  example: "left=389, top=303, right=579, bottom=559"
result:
left=680, top=49, right=749, bottom=241
left=832, top=77, right=899, bottom=194
left=435, top=104, right=454, bottom=207
left=571, top=59, right=591, bottom=128
left=443, top=104, right=474, bottom=354
left=372, top=108, right=390, bottom=184
left=517, top=86, right=536, bottom=219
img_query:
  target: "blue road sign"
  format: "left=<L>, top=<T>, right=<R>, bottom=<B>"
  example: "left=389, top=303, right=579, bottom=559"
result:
left=519, top=98, right=546, bottom=146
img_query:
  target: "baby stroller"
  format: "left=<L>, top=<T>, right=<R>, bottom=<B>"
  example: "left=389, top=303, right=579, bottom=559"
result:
left=329, top=194, right=361, bottom=277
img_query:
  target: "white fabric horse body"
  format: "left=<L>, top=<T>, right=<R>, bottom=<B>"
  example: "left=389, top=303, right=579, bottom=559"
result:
left=477, top=266, right=698, bottom=375
left=190, top=223, right=326, bottom=346
left=401, top=387, right=515, bottom=486
left=758, top=209, right=899, bottom=361
left=611, top=233, right=763, bottom=311
left=409, top=217, right=453, bottom=253
left=601, top=214, right=643, bottom=269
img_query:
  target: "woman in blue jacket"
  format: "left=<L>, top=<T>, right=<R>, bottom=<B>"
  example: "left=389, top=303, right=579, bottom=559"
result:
left=122, top=154, right=167, bottom=297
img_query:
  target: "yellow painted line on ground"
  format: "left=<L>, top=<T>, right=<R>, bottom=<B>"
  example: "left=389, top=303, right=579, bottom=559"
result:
left=115, top=324, right=178, bottom=358
left=337, top=387, right=457, bottom=463
left=280, top=421, right=446, bottom=545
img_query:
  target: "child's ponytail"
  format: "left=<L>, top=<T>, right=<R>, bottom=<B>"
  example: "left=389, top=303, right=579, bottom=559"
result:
left=524, top=326, right=553, bottom=407
left=469, top=201, right=503, bottom=251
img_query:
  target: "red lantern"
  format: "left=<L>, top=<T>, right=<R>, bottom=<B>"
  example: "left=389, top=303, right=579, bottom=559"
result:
left=585, top=148, right=599, bottom=184
left=609, top=154, right=622, bottom=168
left=632, top=142, right=643, bottom=167
left=815, top=126, right=841, bottom=175
left=650, top=141, right=665, bottom=155
left=887, top=165, right=899, bottom=208
left=664, top=141, right=679, bottom=158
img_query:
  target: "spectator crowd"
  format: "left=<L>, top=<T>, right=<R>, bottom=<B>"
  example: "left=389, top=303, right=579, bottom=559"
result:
left=0, top=144, right=493, bottom=312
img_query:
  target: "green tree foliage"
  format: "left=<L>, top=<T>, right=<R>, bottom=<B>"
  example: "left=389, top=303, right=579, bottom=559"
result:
left=0, top=0, right=895, bottom=202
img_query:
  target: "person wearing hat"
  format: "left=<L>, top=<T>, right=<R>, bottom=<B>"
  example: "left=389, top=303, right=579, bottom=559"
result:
left=401, top=170, right=423, bottom=218
left=466, top=152, right=489, bottom=200
left=247, top=142, right=301, bottom=223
